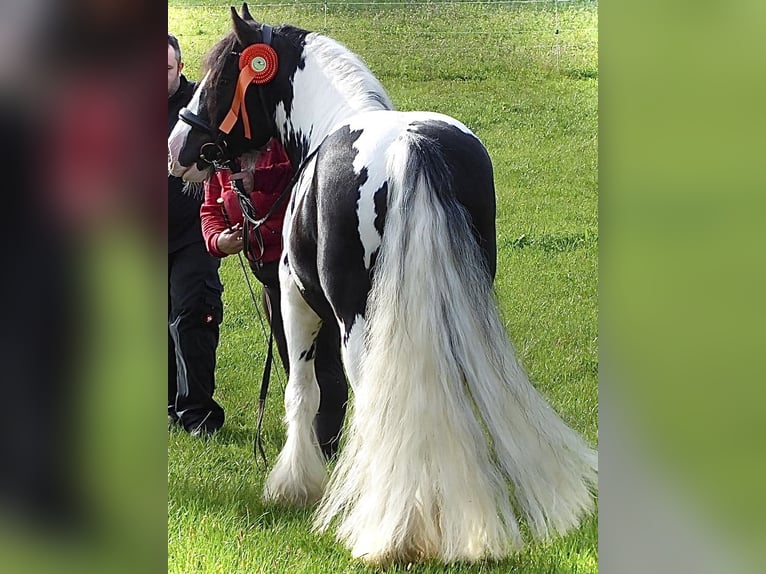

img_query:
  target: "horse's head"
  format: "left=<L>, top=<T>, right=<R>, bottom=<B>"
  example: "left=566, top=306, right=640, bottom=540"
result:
left=168, top=3, right=289, bottom=181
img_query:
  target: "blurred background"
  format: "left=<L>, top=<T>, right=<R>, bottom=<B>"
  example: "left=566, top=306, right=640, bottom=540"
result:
left=0, top=0, right=763, bottom=572
left=601, top=1, right=765, bottom=573
left=0, top=1, right=165, bottom=573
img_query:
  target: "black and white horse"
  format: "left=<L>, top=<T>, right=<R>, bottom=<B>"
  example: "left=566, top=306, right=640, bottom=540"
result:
left=169, top=4, right=597, bottom=565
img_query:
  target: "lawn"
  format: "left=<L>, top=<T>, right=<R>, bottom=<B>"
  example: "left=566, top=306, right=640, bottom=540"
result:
left=168, top=1, right=598, bottom=572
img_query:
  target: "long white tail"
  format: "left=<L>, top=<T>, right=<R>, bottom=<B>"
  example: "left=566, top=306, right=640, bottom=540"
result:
left=314, top=133, right=597, bottom=565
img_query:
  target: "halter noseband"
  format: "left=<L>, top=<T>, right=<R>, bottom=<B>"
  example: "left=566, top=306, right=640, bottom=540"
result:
left=177, top=107, right=228, bottom=165
left=178, top=24, right=276, bottom=169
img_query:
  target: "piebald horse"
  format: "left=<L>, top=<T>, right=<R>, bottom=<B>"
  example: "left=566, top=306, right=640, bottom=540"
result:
left=168, top=4, right=597, bottom=566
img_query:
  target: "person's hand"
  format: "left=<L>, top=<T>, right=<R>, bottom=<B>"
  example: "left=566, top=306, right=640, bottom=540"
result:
left=230, top=170, right=254, bottom=194
left=216, top=223, right=244, bottom=255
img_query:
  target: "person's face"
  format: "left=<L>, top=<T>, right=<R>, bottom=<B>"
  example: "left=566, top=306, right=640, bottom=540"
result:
left=168, top=44, right=183, bottom=97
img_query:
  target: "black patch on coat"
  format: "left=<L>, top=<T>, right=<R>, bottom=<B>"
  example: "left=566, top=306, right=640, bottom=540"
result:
left=407, top=119, right=497, bottom=278
left=289, top=125, right=372, bottom=340
left=299, top=342, right=316, bottom=361
left=286, top=166, right=331, bottom=321
left=263, top=25, right=311, bottom=167
left=366, top=182, right=388, bottom=281
left=373, top=182, right=388, bottom=237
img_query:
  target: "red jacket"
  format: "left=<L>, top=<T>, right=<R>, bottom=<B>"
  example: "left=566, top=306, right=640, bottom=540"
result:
left=201, top=140, right=292, bottom=263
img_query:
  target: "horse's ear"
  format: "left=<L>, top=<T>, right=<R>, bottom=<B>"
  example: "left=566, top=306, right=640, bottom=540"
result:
left=231, top=6, right=254, bottom=44
left=241, top=3, right=254, bottom=22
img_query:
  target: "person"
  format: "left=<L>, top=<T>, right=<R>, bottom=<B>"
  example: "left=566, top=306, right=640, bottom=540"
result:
left=168, top=34, right=225, bottom=435
left=200, top=143, right=348, bottom=458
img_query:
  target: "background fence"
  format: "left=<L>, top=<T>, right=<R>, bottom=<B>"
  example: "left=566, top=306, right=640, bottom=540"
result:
left=170, top=0, right=598, bottom=81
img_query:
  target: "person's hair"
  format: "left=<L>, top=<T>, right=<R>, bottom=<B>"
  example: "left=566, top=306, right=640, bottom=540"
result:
left=168, top=33, right=182, bottom=64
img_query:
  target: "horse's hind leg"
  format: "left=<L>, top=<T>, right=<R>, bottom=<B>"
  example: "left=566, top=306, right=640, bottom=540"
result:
left=264, top=270, right=327, bottom=506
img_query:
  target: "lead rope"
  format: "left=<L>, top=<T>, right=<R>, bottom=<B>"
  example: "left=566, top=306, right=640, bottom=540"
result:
left=255, top=313, right=274, bottom=468
left=216, top=146, right=322, bottom=468
left=219, top=173, right=276, bottom=469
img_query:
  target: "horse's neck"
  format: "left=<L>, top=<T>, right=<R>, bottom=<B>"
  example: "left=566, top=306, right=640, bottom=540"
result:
left=275, top=35, right=391, bottom=166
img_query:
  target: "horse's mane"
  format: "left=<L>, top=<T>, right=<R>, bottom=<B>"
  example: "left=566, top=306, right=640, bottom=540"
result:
left=201, top=25, right=391, bottom=122
left=303, top=33, right=393, bottom=111
left=201, top=32, right=238, bottom=118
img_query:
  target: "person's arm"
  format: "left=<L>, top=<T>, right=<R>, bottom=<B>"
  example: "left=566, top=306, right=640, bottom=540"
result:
left=200, top=173, right=242, bottom=257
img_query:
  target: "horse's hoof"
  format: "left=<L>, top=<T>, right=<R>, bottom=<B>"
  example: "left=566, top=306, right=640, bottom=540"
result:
left=263, top=481, right=323, bottom=507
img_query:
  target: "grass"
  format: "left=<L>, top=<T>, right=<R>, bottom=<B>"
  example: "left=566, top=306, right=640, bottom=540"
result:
left=168, top=1, right=598, bottom=572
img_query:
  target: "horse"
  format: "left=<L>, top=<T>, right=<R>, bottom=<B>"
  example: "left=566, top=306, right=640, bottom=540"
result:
left=168, top=4, right=597, bottom=566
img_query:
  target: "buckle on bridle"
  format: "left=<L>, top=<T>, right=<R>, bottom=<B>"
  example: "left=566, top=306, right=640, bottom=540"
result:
left=199, top=141, right=228, bottom=166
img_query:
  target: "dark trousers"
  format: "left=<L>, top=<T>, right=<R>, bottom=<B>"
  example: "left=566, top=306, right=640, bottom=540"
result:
left=250, top=260, right=348, bottom=458
left=169, top=240, right=224, bottom=433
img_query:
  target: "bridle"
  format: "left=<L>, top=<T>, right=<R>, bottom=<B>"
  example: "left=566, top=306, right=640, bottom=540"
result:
left=178, top=24, right=277, bottom=170
left=177, top=107, right=233, bottom=167
left=176, top=25, right=284, bottom=259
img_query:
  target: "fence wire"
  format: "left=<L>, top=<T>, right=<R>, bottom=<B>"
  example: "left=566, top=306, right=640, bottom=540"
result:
left=170, top=1, right=597, bottom=75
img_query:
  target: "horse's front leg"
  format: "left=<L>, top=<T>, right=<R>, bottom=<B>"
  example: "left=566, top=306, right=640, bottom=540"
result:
left=263, top=268, right=327, bottom=506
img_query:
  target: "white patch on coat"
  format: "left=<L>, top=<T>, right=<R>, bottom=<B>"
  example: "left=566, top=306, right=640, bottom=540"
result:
left=340, top=314, right=366, bottom=391
left=343, top=110, right=477, bottom=270
left=168, top=72, right=204, bottom=160
left=349, top=118, right=393, bottom=270
left=276, top=34, right=391, bottom=159
left=168, top=72, right=211, bottom=181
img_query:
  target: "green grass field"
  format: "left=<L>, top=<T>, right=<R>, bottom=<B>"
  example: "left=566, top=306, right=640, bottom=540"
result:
left=168, top=1, right=598, bottom=572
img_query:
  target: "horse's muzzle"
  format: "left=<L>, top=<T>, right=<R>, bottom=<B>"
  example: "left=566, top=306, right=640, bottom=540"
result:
left=168, top=159, right=211, bottom=182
